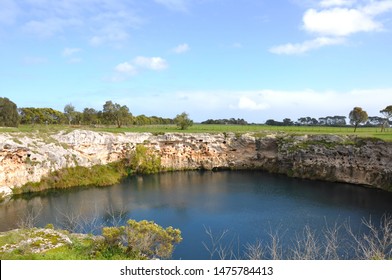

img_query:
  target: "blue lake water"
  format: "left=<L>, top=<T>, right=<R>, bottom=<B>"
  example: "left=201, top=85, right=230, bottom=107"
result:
left=1, top=171, right=392, bottom=259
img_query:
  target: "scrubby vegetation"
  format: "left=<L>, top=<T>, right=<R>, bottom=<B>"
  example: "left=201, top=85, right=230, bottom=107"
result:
left=126, top=144, right=162, bottom=174
left=102, top=220, right=182, bottom=259
left=13, top=162, right=127, bottom=195
left=2, top=215, right=390, bottom=260
left=0, top=219, right=182, bottom=260
left=13, top=145, right=162, bottom=195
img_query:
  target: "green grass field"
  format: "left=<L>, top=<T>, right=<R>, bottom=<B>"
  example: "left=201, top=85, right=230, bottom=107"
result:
left=1, top=124, right=391, bottom=141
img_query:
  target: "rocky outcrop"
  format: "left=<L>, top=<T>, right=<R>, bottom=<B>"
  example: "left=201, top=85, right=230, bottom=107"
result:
left=0, top=228, right=72, bottom=254
left=0, top=130, right=391, bottom=196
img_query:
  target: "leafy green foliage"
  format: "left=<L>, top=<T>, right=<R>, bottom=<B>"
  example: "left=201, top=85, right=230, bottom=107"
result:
left=127, top=145, right=161, bottom=174
left=103, top=100, right=132, bottom=128
left=380, top=105, right=392, bottom=121
left=349, top=107, right=368, bottom=132
left=13, top=145, right=161, bottom=195
left=14, top=163, right=127, bottom=195
left=1, top=220, right=182, bottom=260
left=102, top=219, right=182, bottom=259
left=0, top=97, right=19, bottom=127
left=19, top=107, right=66, bottom=125
left=64, top=103, right=77, bottom=125
left=82, top=107, right=99, bottom=125
left=174, top=112, right=193, bottom=130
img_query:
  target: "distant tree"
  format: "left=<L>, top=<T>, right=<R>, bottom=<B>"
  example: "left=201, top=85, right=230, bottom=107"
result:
left=380, top=105, right=392, bottom=121
left=201, top=118, right=248, bottom=125
left=174, top=112, right=193, bottom=130
left=19, top=107, right=65, bottom=125
left=318, top=117, right=327, bottom=126
left=82, top=108, right=99, bottom=125
left=298, top=117, right=318, bottom=126
left=265, top=119, right=283, bottom=126
left=283, top=118, right=294, bottom=126
left=334, top=116, right=347, bottom=126
left=297, top=117, right=307, bottom=126
left=64, top=103, right=77, bottom=125
left=367, top=116, right=385, bottom=126
left=103, top=100, right=132, bottom=128
left=380, top=105, right=392, bottom=132
left=349, top=107, right=368, bottom=132
left=0, top=97, right=19, bottom=127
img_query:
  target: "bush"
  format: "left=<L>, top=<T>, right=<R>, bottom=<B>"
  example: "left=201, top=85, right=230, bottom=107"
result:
left=174, top=112, right=193, bottom=130
left=102, top=219, right=182, bottom=259
left=127, top=145, right=161, bottom=174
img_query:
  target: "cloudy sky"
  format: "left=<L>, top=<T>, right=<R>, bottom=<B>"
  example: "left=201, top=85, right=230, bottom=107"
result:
left=1, top=0, right=391, bottom=122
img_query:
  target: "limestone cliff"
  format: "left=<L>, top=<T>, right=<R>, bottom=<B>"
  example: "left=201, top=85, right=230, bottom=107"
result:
left=0, top=130, right=391, bottom=196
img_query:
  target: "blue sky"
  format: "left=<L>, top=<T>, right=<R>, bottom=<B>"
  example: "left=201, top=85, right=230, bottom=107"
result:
left=1, top=0, right=392, bottom=122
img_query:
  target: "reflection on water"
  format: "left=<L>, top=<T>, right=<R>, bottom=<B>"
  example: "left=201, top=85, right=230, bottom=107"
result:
left=1, top=171, right=392, bottom=259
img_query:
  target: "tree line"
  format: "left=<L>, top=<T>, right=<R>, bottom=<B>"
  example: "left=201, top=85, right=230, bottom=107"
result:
left=1, top=96, right=391, bottom=132
left=0, top=98, right=172, bottom=128
left=265, top=106, right=392, bottom=131
left=0, top=97, right=194, bottom=130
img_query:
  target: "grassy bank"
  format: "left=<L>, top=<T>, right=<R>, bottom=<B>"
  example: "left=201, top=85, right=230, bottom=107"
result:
left=1, top=124, right=391, bottom=141
left=13, top=162, right=128, bottom=195
left=12, top=144, right=162, bottom=196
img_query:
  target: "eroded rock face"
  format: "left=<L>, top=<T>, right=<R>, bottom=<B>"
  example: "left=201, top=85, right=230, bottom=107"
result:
left=0, top=130, right=391, bottom=196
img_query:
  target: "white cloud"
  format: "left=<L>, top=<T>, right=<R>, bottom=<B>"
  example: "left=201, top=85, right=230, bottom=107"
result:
left=303, top=8, right=382, bottom=36
left=319, top=0, right=355, bottom=7
left=109, top=88, right=392, bottom=122
left=110, top=56, right=168, bottom=82
left=362, top=0, right=392, bottom=16
left=62, top=47, right=81, bottom=57
left=6, top=0, right=142, bottom=46
left=238, top=97, right=269, bottom=111
left=133, top=56, right=168, bottom=71
left=271, top=0, right=392, bottom=55
left=61, top=47, right=82, bottom=63
left=115, top=62, right=137, bottom=75
left=23, top=18, right=82, bottom=37
left=154, top=0, right=188, bottom=12
left=172, top=43, right=190, bottom=54
left=269, top=37, right=345, bottom=55
left=89, top=26, right=130, bottom=47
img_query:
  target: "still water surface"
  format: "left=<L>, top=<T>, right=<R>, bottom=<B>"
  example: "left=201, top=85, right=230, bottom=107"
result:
left=1, top=171, right=392, bottom=259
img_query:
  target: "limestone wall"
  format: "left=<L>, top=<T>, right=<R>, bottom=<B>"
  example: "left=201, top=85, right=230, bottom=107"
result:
left=1, top=130, right=391, bottom=196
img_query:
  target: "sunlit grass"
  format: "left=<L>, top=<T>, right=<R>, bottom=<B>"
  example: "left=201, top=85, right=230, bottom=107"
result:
left=1, top=124, right=391, bottom=141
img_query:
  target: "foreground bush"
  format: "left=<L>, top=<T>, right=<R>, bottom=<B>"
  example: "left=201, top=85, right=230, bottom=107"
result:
left=0, top=219, right=182, bottom=260
left=102, top=220, right=182, bottom=259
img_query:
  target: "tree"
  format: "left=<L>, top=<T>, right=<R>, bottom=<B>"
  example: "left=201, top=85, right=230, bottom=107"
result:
left=64, top=103, right=77, bottom=125
left=103, top=100, right=132, bottom=128
left=380, top=105, right=392, bottom=132
left=82, top=108, right=99, bottom=125
left=174, top=112, right=193, bottom=130
left=349, top=107, right=368, bottom=132
left=283, top=118, right=294, bottom=126
left=19, top=107, right=66, bottom=125
left=380, top=105, right=392, bottom=122
left=0, top=97, right=19, bottom=127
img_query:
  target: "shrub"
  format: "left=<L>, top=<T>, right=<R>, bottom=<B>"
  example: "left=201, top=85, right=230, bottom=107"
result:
left=102, top=219, right=182, bottom=259
left=127, top=145, right=161, bottom=174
